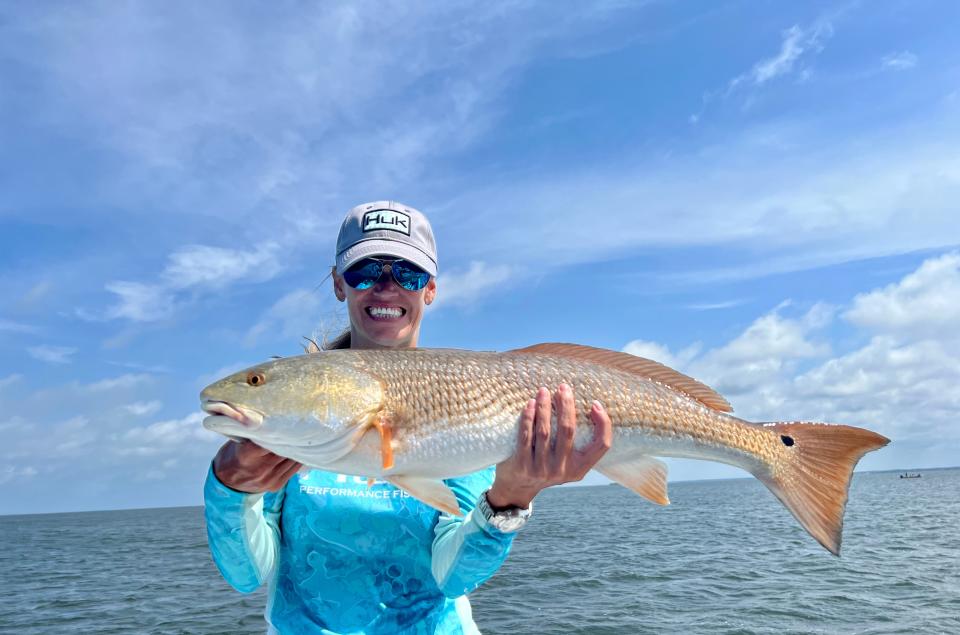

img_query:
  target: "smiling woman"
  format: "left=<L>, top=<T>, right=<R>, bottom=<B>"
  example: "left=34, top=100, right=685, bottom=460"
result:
left=201, top=201, right=613, bottom=634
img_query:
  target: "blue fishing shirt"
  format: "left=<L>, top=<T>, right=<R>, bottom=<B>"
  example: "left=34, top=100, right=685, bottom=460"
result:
left=203, top=465, right=516, bottom=634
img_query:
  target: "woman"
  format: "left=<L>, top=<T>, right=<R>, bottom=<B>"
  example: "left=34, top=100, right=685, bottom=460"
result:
left=204, top=201, right=612, bottom=634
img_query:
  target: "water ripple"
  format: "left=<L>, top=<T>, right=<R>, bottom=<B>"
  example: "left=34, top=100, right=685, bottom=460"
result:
left=1, top=470, right=957, bottom=633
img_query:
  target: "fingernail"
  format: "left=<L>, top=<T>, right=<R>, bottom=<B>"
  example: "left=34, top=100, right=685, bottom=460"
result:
left=593, top=400, right=603, bottom=411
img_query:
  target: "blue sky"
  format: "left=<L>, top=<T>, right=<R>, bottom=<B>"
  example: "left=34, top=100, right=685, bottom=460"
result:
left=2, top=1, right=958, bottom=514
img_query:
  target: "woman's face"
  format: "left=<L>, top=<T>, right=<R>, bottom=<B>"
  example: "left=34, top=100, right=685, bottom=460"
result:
left=333, top=262, right=437, bottom=349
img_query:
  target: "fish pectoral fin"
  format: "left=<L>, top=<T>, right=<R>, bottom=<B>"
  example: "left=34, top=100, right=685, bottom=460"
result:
left=596, top=455, right=670, bottom=505
left=362, top=411, right=393, bottom=470
left=386, top=475, right=463, bottom=517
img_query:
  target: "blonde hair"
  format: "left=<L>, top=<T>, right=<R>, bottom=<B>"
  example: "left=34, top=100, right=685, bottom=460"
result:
left=323, top=329, right=351, bottom=350
left=322, top=265, right=351, bottom=350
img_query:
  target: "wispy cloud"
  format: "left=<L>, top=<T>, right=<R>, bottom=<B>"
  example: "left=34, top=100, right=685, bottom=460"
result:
left=122, top=400, right=162, bottom=417
left=730, top=23, right=832, bottom=90
left=691, top=18, right=835, bottom=123
left=82, top=374, right=153, bottom=393
left=0, top=374, right=22, bottom=388
left=107, top=360, right=172, bottom=374
left=0, top=465, right=39, bottom=485
left=118, top=412, right=218, bottom=458
left=161, top=243, right=283, bottom=290
left=440, top=111, right=960, bottom=291
left=244, top=288, right=325, bottom=347
left=684, top=299, right=748, bottom=311
left=27, top=345, right=77, bottom=364
left=0, top=319, right=40, bottom=334
left=95, top=243, right=284, bottom=323
left=882, top=51, right=918, bottom=70
left=429, top=261, right=514, bottom=311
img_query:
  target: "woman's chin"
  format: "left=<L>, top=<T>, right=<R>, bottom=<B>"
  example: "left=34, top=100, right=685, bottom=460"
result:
left=361, top=320, right=413, bottom=346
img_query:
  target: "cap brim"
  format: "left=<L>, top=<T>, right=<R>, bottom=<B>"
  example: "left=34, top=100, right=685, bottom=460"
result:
left=337, top=239, right=437, bottom=277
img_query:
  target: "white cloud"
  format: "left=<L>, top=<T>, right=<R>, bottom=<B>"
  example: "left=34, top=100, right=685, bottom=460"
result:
left=684, top=299, right=748, bottom=311
left=122, top=400, right=162, bottom=417
left=103, top=281, right=176, bottom=322
left=0, top=370, right=220, bottom=500
left=162, top=243, right=282, bottom=290
left=0, top=374, right=22, bottom=389
left=0, top=319, right=40, bottom=334
left=883, top=51, right=918, bottom=70
left=844, top=252, right=960, bottom=339
left=117, top=412, right=219, bottom=457
left=440, top=113, right=960, bottom=288
left=196, top=362, right=258, bottom=391
left=102, top=242, right=284, bottom=323
left=83, top=373, right=153, bottom=392
left=621, top=253, right=959, bottom=452
left=430, top=261, right=513, bottom=311
left=27, top=344, right=78, bottom=364
left=623, top=340, right=701, bottom=370
left=8, top=2, right=650, bottom=330
left=728, top=21, right=833, bottom=91
left=244, top=288, right=325, bottom=347
left=686, top=303, right=833, bottom=398
left=52, top=416, right=98, bottom=455
left=0, top=465, right=38, bottom=485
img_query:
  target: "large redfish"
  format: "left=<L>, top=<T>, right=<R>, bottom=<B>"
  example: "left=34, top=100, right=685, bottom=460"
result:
left=200, top=343, right=889, bottom=555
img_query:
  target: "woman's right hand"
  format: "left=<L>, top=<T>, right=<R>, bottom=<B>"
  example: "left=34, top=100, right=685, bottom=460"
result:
left=212, top=440, right=303, bottom=493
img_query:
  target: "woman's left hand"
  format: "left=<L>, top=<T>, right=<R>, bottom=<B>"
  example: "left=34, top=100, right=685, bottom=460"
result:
left=488, top=383, right=613, bottom=509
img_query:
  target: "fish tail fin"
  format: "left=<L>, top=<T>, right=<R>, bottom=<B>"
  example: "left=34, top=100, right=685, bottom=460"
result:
left=753, top=422, right=889, bottom=556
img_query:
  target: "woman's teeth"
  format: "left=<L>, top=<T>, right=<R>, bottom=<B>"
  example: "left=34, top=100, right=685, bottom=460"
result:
left=366, top=306, right=405, bottom=320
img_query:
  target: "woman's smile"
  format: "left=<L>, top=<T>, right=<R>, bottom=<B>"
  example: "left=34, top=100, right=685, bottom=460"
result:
left=364, top=304, right=407, bottom=321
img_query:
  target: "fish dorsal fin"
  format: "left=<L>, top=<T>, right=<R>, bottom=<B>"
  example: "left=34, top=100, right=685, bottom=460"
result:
left=507, top=342, right=733, bottom=413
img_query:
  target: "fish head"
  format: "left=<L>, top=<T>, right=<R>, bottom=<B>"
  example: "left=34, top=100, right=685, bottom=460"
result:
left=199, top=353, right=383, bottom=448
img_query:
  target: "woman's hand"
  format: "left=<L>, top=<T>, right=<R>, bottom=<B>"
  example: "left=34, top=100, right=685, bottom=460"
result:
left=488, top=383, right=612, bottom=509
left=212, top=440, right=303, bottom=493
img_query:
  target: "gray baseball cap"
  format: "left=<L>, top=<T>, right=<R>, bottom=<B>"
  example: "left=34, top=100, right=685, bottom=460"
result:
left=335, top=201, right=438, bottom=277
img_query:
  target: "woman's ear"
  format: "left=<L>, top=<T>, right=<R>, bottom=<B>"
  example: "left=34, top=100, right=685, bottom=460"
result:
left=424, top=278, right=437, bottom=305
left=332, top=270, right=346, bottom=302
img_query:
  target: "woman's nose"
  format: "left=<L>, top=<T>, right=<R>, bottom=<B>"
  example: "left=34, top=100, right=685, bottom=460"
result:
left=372, top=264, right=399, bottom=292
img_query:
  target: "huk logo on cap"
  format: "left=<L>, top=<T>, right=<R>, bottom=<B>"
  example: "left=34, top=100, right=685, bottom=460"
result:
left=362, top=209, right=411, bottom=236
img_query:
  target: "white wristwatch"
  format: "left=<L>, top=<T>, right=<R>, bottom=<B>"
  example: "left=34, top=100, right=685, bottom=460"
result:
left=476, top=490, right=532, bottom=533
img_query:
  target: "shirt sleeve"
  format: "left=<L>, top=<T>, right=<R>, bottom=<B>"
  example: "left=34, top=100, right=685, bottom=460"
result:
left=203, top=463, right=285, bottom=593
left=431, top=466, right=520, bottom=598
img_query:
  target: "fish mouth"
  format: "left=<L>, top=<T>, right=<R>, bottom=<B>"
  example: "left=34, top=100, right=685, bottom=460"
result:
left=202, top=400, right=264, bottom=429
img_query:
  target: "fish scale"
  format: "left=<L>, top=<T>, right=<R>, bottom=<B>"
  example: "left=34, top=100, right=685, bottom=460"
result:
left=362, top=349, right=752, bottom=467
left=200, top=343, right=889, bottom=555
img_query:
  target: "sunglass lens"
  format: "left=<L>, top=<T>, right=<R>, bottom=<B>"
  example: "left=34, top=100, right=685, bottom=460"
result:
left=343, top=259, right=383, bottom=289
left=391, top=261, right=430, bottom=290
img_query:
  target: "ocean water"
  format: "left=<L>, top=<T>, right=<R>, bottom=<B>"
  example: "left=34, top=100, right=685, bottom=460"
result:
left=1, top=469, right=957, bottom=634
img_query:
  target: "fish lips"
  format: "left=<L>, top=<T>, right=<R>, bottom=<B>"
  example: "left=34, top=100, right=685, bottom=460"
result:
left=202, top=400, right=265, bottom=436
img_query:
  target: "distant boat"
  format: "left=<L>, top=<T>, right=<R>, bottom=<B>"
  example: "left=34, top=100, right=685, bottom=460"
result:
left=899, top=473, right=921, bottom=479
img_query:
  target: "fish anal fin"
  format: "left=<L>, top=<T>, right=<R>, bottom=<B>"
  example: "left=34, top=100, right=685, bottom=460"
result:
left=596, top=455, right=670, bottom=505
left=387, top=475, right=462, bottom=516
left=507, top=343, right=732, bottom=413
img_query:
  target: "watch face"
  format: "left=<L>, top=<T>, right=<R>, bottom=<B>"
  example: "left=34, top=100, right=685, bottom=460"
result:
left=494, top=516, right=527, bottom=532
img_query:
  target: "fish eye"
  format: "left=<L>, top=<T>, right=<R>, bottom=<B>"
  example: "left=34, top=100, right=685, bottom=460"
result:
left=247, top=371, right=267, bottom=387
